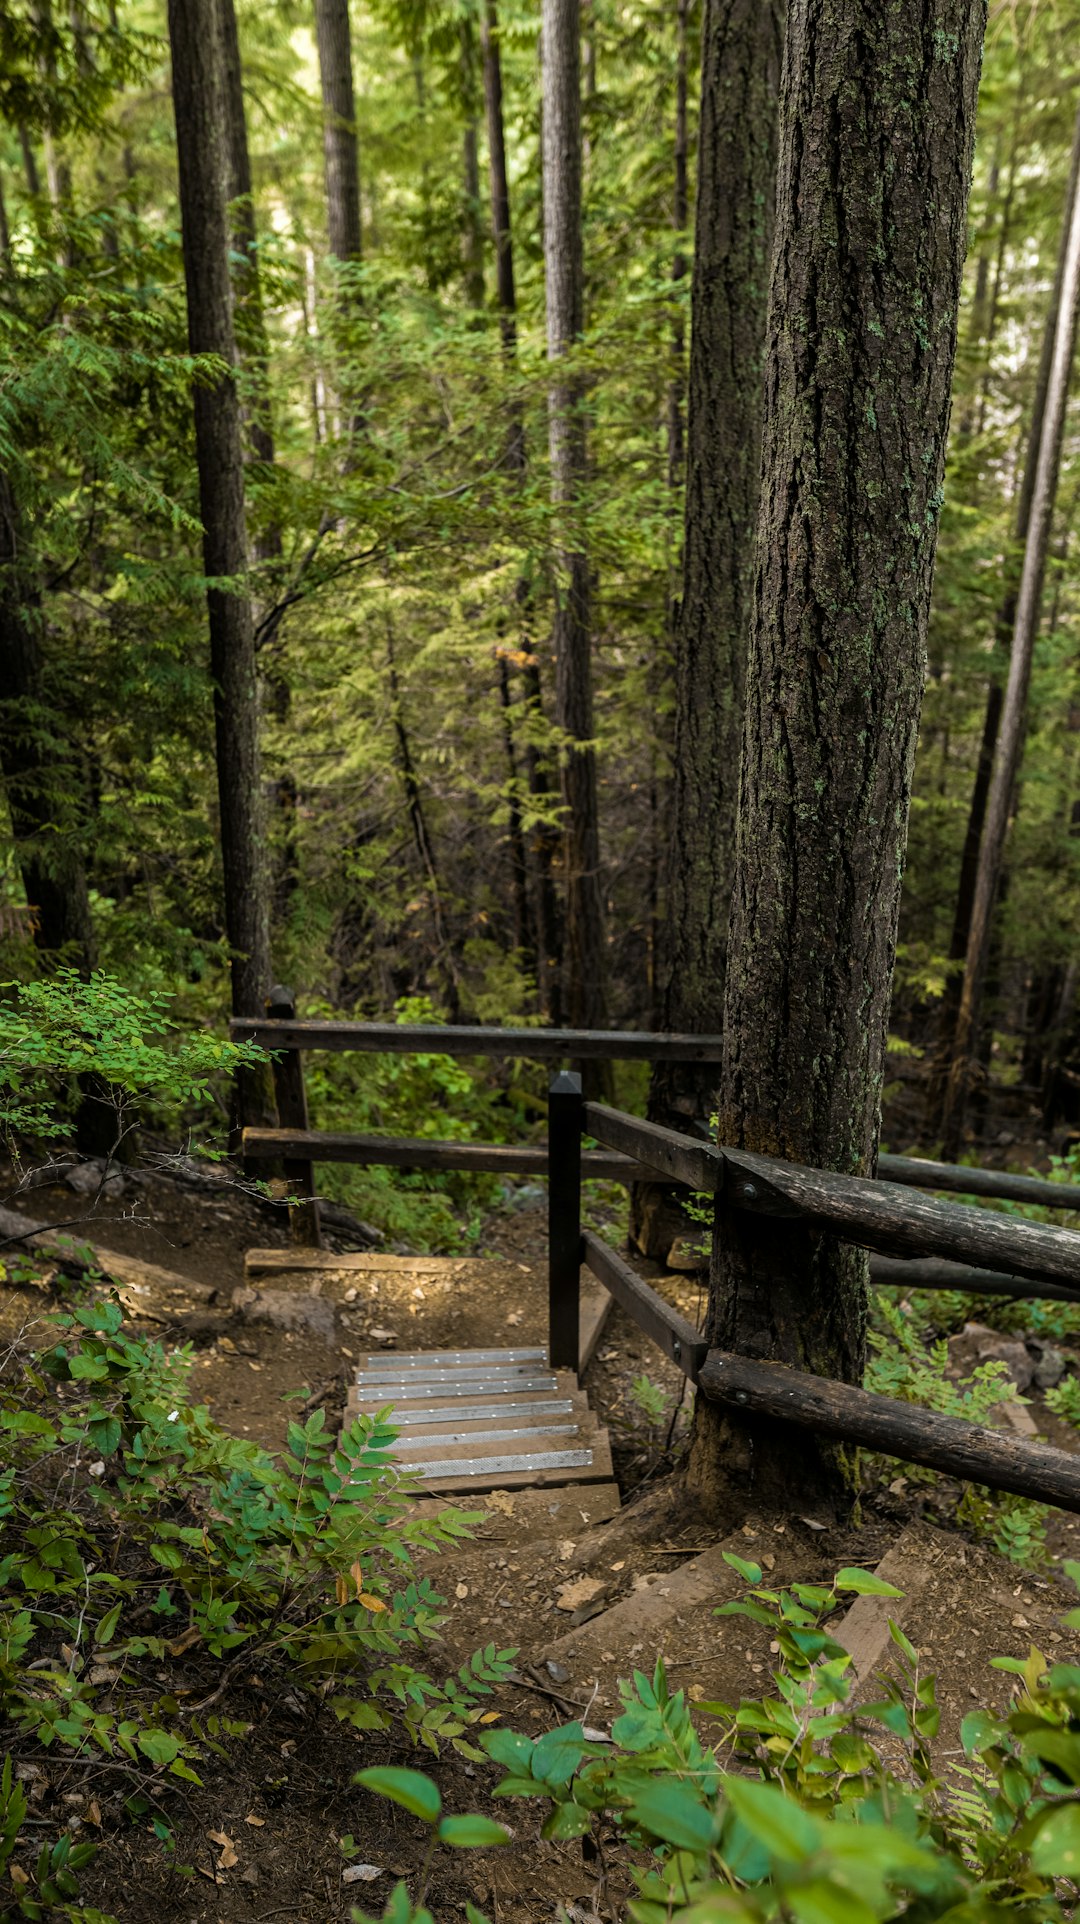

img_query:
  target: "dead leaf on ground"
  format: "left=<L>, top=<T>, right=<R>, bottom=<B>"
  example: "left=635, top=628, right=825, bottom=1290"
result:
left=456, top=1582, right=469, bottom=1599
left=487, top=1492, right=515, bottom=1515
left=556, top=1575, right=604, bottom=1613
left=244, top=1814, right=265, bottom=1828
left=207, top=1830, right=238, bottom=1871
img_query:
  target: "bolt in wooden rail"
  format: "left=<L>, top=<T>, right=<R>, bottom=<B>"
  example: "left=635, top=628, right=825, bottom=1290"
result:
left=698, top=1350, right=1080, bottom=1512
left=264, top=986, right=321, bottom=1248
left=548, top=1072, right=584, bottom=1373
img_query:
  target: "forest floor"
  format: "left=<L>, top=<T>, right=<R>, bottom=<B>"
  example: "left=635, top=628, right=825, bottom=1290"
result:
left=3, top=1152, right=1080, bottom=1922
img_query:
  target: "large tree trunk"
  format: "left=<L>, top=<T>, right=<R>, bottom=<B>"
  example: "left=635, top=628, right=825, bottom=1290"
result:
left=168, top=0, right=271, bottom=1110
left=688, top=0, right=984, bottom=1520
left=314, top=0, right=362, bottom=267
left=483, top=0, right=563, bottom=1017
left=541, top=0, right=610, bottom=1079
left=939, top=114, right=1080, bottom=1155
left=632, top=0, right=784, bottom=1262
left=929, top=101, right=1080, bottom=1150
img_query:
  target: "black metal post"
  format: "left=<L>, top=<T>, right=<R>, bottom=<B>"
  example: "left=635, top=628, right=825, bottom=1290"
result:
left=548, top=1069, right=583, bottom=1372
left=266, top=986, right=322, bottom=1248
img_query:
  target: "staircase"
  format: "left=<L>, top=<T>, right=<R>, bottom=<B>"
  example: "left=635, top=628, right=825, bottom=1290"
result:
left=348, top=1345, right=614, bottom=1495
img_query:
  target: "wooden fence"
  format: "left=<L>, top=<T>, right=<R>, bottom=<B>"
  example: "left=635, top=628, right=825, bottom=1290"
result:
left=230, top=996, right=1080, bottom=1513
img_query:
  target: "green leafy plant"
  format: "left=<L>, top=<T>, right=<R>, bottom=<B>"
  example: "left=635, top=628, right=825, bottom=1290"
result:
left=0, top=969, right=266, bottom=1156
left=356, top=1555, right=1080, bottom=1924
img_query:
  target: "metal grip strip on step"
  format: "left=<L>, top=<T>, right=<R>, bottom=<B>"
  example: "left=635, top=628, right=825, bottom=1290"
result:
left=350, top=1398, right=575, bottom=1426
left=354, top=1369, right=550, bottom=1389
left=388, top=1447, right=594, bottom=1479
left=352, top=1376, right=558, bottom=1401
left=359, top=1348, right=546, bottom=1368
left=390, top=1423, right=580, bottom=1452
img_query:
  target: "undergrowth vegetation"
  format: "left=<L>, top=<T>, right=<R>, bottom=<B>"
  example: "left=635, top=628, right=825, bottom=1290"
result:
left=361, top=1555, right=1080, bottom=1924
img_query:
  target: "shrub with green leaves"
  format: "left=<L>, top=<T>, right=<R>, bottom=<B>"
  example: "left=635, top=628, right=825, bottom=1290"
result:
left=357, top=1553, right=1080, bottom=1924
left=0, top=1285, right=513, bottom=1918
left=0, top=968, right=266, bottom=1156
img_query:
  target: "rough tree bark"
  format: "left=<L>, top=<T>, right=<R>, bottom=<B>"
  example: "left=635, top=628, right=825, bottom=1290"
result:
left=631, top=0, right=784, bottom=1261
left=930, top=100, right=1080, bottom=1151
left=687, top=0, right=985, bottom=1519
left=541, top=0, right=611, bottom=1080
left=314, top=0, right=362, bottom=268
left=167, top=0, right=271, bottom=1112
left=939, top=108, right=1080, bottom=1155
left=482, top=0, right=563, bottom=1018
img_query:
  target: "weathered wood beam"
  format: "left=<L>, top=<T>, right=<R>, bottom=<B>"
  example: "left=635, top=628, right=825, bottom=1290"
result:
left=582, top=1105, right=1080, bottom=1288
left=878, top=1153, right=1080, bottom=1213
left=230, top=1019, right=725, bottom=1061
left=241, top=1128, right=637, bottom=1182
left=869, top=1255, right=1080, bottom=1303
left=582, top=1230, right=709, bottom=1381
left=583, top=1103, right=720, bottom=1192
left=698, top=1350, right=1080, bottom=1511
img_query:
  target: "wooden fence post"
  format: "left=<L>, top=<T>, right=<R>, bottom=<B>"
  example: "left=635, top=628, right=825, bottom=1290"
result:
left=548, top=1070, right=583, bottom=1373
left=266, top=986, right=321, bottom=1248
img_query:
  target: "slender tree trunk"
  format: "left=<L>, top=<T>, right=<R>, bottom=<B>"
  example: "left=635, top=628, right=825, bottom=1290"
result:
left=929, top=100, right=1080, bottom=1146
left=167, top=0, right=271, bottom=1116
left=461, top=18, right=485, bottom=312
left=314, top=0, right=362, bottom=267
left=0, top=169, right=10, bottom=266
left=483, top=0, right=563, bottom=1018
left=665, top=0, right=690, bottom=490
left=632, top=0, right=784, bottom=1261
left=386, top=620, right=460, bottom=1017
left=18, top=127, right=41, bottom=201
left=497, top=655, right=534, bottom=961
left=541, top=0, right=610, bottom=1078
left=688, top=0, right=984, bottom=1519
left=940, top=126, right=1080, bottom=1155
left=0, top=475, right=96, bottom=965
left=219, top=0, right=276, bottom=486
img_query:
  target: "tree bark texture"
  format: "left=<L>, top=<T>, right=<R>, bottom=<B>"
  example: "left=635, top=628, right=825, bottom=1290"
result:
left=633, top=0, right=784, bottom=1261
left=482, top=0, right=563, bottom=1017
left=168, top=0, right=270, bottom=1038
left=541, top=0, right=610, bottom=1072
left=940, top=105, right=1080, bottom=1154
left=314, top=0, right=362, bottom=266
left=688, top=0, right=985, bottom=1519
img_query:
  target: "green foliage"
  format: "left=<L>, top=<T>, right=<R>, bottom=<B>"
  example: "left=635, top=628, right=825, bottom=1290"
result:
left=0, top=1281, right=514, bottom=1915
left=628, top=1372, right=668, bottom=1424
left=356, top=1559, right=1080, bottom=1924
left=0, top=970, right=266, bottom=1154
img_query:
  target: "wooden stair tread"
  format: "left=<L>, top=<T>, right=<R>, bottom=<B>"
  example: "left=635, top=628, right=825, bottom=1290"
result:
left=345, top=1346, right=614, bottom=1495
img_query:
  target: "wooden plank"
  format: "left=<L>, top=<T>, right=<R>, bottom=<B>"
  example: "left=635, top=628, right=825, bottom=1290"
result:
left=579, top=1276, right=615, bottom=1373
left=582, top=1106, right=1080, bottom=1284
left=698, top=1350, right=1080, bottom=1511
left=583, top=1104, right=720, bottom=1194
left=241, top=1129, right=638, bottom=1181
left=264, top=987, right=321, bottom=1247
left=832, top=1530, right=936, bottom=1686
left=230, top=1018, right=725, bottom=1061
left=582, top=1230, right=708, bottom=1381
left=868, top=1255, right=1080, bottom=1303
left=878, top=1153, right=1080, bottom=1213
left=720, top=1148, right=1080, bottom=1286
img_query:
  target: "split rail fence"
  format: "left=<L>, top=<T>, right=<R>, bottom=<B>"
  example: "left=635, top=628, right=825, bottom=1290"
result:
left=231, top=993, right=1080, bottom=1515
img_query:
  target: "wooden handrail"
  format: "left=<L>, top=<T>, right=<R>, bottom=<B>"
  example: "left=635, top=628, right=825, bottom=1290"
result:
left=241, top=1127, right=638, bottom=1182
left=230, top=1017, right=726, bottom=1062
left=698, top=1350, right=1080, bottom=1512
left=878, top=1151, right=1080, bottom=1213
left=582, top=1230, right=709, bottom=1381
left=583, top=1102, right=1080, bottom=1287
